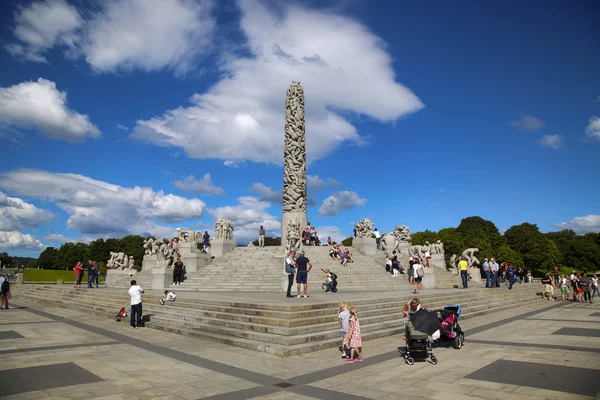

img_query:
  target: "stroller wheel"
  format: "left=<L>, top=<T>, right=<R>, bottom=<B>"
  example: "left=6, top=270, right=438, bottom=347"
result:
left=453, top=336, right=462, bottom=349
left=405, top=357, right=414, bottom=365
left=430, top=355, right=438, bottom=365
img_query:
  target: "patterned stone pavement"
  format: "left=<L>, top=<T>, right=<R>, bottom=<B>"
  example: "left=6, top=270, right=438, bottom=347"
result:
left=0, top=295, right=598, bottom=400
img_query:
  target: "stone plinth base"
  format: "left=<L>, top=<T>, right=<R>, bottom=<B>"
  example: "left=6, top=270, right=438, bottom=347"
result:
left=142, top=255, right=157, bottom=273
left=180, top=252, right=210, bottom=273
left=151, top=267, right=172, bottom=290
left=210, top=239, right=236, bottom=258
left=469, top=267, right=482, bottom=284
left=397, top=242, right=411, bottom=257
left=430, top=254, right=446, bottom=270
left=106, top=269, right=137, bottom=287
left=421, top=267, right=436, bottom=289
left=354, top=237, right=377, bottom=256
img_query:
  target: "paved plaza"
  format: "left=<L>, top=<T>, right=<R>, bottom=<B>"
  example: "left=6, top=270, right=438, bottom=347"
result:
left=0, top=294, right=599, bottom=400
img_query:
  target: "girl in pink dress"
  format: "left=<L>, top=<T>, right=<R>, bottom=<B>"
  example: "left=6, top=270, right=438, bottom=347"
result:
left=344, top=307, right=363, bottom=363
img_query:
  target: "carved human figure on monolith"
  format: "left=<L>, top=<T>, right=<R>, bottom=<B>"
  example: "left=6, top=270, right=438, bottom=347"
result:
left=462, top=248, right=480, bottom=268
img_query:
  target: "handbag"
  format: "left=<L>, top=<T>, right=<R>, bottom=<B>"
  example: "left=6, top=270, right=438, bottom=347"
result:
left=416, top=267, right=424, bottom=278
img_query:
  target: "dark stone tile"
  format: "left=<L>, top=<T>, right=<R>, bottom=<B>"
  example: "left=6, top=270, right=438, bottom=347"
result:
left=0, top=330, right=24, bottom=339
left=465, top=359, right=600, bottom=397
left=0, top=362, right=103, bottom=396
left=590, top=312, right=600, bottom=317
left=553, top=327, right=600, bottom=337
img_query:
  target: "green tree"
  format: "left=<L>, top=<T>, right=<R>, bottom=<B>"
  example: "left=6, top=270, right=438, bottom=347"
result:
left=341, top=237, right=353, bottom=247
left=562, top=236, right=600, bottom=272
left=411, top=230, right=438, bottom=246
left=0, top=252, right=11, bottom=269
left=118, top=235, right=145, bottom=267
left=496, top=245, right=524, bottom=267
left=55, top=242, right=88, bottom=270
left=37, top=247, right=58, bottom=269
left=457, top=216, right=504, bottom=250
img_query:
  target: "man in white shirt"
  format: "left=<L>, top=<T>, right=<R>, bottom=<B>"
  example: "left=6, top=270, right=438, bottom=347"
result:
left=373, top=228, right=381, bottom=249
left=160, top=290, right=177, bottom=305
left=285, top=251, right=296, bottom=298
left=482, top=258, right=490, bottom=288
left=128, top=280, right=144, bottom=328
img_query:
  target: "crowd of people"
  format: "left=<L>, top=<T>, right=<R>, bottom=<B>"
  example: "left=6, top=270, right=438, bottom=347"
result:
left=542, top=270, right=598, bottom=303
left=328, top=244, right=353, bottom=266
left=302, top=222, right=319, bottom=246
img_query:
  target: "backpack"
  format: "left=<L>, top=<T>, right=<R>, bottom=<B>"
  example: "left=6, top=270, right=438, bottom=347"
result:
left=416, top=267, right=424, bottom=278
left=1, top=279, right=9, bottom=293
left=329, top=272, right=337, bottom=280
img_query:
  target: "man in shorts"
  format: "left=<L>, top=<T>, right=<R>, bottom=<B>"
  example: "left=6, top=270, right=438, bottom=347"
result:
left=541, top=272, right=554, bottom=301
left=295, top=251, right=313, bottom=298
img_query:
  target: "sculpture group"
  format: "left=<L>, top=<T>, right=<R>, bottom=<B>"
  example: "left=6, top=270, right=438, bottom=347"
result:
left=107, top=252, right=135, bottom=270
left=214, top=219, right=234, bottom=240
left=379, top=225, right=412, bottom=252
left=354, top=218, right=374, bottom=238
left=285, top=218, right=302, bottom=253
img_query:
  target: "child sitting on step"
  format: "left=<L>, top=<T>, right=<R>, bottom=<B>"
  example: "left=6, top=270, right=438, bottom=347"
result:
left=159, top=290, right=177, bottom=305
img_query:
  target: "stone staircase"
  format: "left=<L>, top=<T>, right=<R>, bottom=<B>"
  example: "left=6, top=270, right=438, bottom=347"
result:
left=12, top=283, right=542, bottom=356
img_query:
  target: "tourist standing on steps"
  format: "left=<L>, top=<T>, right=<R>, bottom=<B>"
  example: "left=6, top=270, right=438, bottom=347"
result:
left=0, top=273, right=10, bottom=310
left=73, top=261, right=84, bottom=287
left=295, top=250, right=312, bottom=298
left=258, top=225, right=266, bottom=248
left=373, top=228, right=381, bottom=249
left=86, top=260, right=94, bottom=288
left=92, top=261, right=99, bottom=288
left=413, top=258, right=423, bottom=294
left=285, top=251, right=296, bottom=298
left=203, top=231, right=210, bottom=253
left=458, top=257, right=469, bottom=289
left=128, top=280, right=145, bottom=328
left=173, top=257, right=184, bottom=285
left=482, top=258, right=490, bottom=288
left=490, top=258, right=499, bottom=288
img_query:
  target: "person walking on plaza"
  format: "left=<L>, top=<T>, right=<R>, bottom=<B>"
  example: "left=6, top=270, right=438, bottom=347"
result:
left=258, top=225, right=266, bottom=248
left=338, top=302, right=350, bottom=358
left=505, top=263, right=515, bottom=290
left=285, top=250, right=296, bottom=298
left=541, top=272, right=555, bottom=301
left=560, top=275, right=569, bottom=301
left=128, top=280, right=145, bottom=328
left=343, top=307, right=363, bottom=363
left=92, top=261, right=100, bottom=288
left=482, top=258, right=490, bottom=288
left=592, top=274, right=599, bottom=300
left=73, top=261, right=84, bottom=287
left=295, top=251, right=313, bottom=298
left=582, top=273, right=593, bottom=303
left=173, top=257, right=184, bottom=285
left=458, top=257, right=469, bottom=289
left=0, top=273, right=10, bottom=310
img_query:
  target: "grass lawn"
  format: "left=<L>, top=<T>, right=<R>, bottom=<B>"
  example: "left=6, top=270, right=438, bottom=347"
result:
left=24, top=269, right=104, bottom=283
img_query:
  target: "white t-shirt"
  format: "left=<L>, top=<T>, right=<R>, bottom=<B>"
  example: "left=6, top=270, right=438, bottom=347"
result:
left=413, top=263, right=422, bottom=279
left=425, top=251, right=430, bottom=258
left=128, top=285, right=144, bottom=305
left=570, top=273, right=575, bottom=281
left=165, top=292, right=177, bottom=301
left=373, top=231, right=381, bottom=239
left=561, top=277, right=567, bottom=287
left=592, top=277, right=598, bottom=288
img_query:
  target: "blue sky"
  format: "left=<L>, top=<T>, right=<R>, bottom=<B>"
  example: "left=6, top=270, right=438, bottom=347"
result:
left=0, top=0, right=599, bottom=256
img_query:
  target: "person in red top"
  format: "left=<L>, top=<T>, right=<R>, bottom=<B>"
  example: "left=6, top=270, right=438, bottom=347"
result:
left=73, top=261, right=84, bottom=287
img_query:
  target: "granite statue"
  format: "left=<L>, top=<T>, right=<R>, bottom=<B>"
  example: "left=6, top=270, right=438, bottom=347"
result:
left=285, top=218, right=302, bottom=253
left=380, top=225, right=412, bottom=252
left=462, top=248, right=481, bottom=268
left=215, top=219, right=234, bottom=240
left=449, top=254, right=458, bottom=269
left=354, top=218, right=374, bottom=238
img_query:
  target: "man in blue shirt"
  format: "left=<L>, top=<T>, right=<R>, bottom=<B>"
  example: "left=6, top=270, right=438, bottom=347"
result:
left=482, top=258, right=490, bottom=288
left=203, top=231, right=210, bottom=253
left=86, top=260, right=94, bottom=288
left=295, top=251, right=313, bottom=298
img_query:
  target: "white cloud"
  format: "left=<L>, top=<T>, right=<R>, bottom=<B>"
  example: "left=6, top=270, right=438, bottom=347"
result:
left=5, top=0, right=214, bottom=76
left=248, top=183, right=281, bottom=204
left=510, top=114, right=544, bottom=132
left=554, top=215, right=600, bottom=235
left=0, top=169, right=204, bottom=236
left=0, top=230, right=46, bottom=250
left=116, top=124, right=128, bottom=131
left=173, top=174, right=225, bottom=195
left=208, top=196, right=280, bottom=244
left=5, top=0, right=83, bottom=63
left=81, top=0, right=214, bottom=75
left=224, top=160, right=240, bottom=168
left=43, top=233, right=94, bottom=244
left=0, top=191, right=54, bottom=231
left=537, top=134, right=564, bottom=149
left=0, top=78, right=100, bottom=142
left=585, top=116, right=600, bottom=142
left=307, top=175, right=341, bottom=191
left=131, top=0, right=423, bottom=164
left=314, top=226, right=346, bottom=243
left=318, top=191, right=367, bottom=216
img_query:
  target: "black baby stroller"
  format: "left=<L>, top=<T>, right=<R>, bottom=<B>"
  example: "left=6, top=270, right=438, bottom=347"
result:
left=435, top=304, right=465, bottom=349
left=399, top=308, right=439, bottom=365
left=322, top=271, right=338, bottom=293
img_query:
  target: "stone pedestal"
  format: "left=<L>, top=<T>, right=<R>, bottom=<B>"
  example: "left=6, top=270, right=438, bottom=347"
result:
left=421, top=267, right=436, bottom=289
left=430, top=254, right=446, bottom=270
left=151, top=267, right=172, bottom=290
left=142, top=255, right=157, bottom=273
left=353, top=237, right=377, bottom=256
left=281, top=211, right=308, bottom=254
left=469, top=267, right=482, bottom=285
left=210, top=239, right=236, bottom=258
left=397, top=242, right=411, bottom=257
left=106, top=269, right=137, bottom=287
